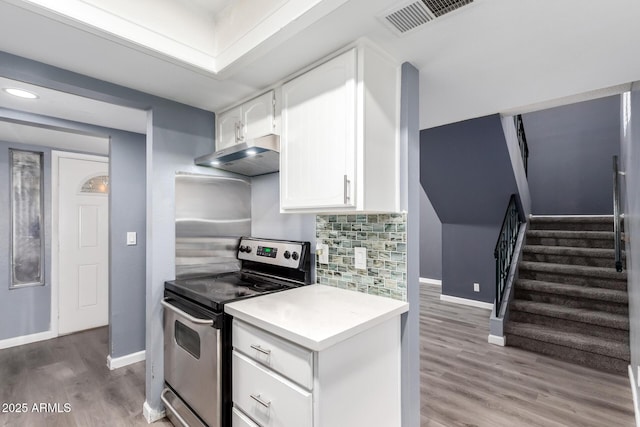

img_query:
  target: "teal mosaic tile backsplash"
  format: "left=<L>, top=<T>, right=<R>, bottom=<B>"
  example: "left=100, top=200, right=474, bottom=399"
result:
left=316, top=213, right=407, bottom=301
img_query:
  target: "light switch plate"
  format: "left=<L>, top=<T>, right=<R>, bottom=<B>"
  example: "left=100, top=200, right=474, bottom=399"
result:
left=127, top=232, right=137, bottom=246
left=354, top=247, right=367, bottom=269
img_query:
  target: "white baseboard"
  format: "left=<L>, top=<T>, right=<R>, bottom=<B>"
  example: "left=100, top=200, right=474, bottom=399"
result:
left=107, top=350, right=146, bottom=370
left=143, top=400, right=166, bottom=424
left=440, top=294, right=494, bottom=310
left=0, top=330, right=57, bottom=350
left=488, top=334, right=506, bottom=346
left=629, top=365, right=640, bottom=427
left=419, top=277, right=442, bottom=286
left=530, top=215, right=613, bottom=218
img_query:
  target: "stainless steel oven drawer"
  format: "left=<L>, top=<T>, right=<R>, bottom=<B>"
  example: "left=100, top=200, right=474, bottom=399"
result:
left=162, top=298, right=221, bottom=427
left=162, top=387, right=207, bottom=427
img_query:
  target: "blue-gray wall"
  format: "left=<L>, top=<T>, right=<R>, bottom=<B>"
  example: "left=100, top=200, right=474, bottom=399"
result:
left=442, top=223, right=499, bottom=302
left=523, top=95, right=621, bottom=215
left=145, top=101, right=219, bottom=414
left=621, top=88, right=640, bottom=416
left=419, top=185, right=442, bottom=280
left=0, top=105, right=148, bottom=359
left=420, top=114, right=519, bottom=302
left=0, top=50, right=221, bottom=414
left=250, top=173, right=315, bottom=244
left=400, top=62, right=421, bottom=427
left=109, top=131, right=147, bottom=358
left=0, top=141, right=51, bottom=340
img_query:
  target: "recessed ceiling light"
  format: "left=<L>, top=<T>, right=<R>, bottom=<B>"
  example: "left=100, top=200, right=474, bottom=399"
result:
left=210, top=160, right=221, bottom=165
left=3, top=88, right=39, bottom=99
left=246, top=149, right=257, bottom=156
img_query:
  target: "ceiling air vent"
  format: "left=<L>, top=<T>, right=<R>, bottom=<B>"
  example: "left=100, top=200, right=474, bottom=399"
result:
left=384, top=2, right=433, bottom=34
left=380, top=0, right=473, bottom=35
left=422, top=0, right=474, bottom=18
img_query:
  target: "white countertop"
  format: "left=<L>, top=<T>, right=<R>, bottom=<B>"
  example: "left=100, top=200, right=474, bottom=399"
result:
left=224, top=284, right=409, bottom=351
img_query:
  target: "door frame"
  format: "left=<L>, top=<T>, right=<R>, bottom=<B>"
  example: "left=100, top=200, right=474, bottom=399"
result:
left=51, top=150, right=109, bottom=337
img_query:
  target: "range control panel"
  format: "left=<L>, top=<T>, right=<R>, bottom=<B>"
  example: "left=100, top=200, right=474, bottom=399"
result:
left=237, top=237, right=306, bottom=269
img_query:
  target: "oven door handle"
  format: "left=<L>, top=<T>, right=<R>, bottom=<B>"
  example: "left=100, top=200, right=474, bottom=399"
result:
left=161, top=299, right=214, bottom=325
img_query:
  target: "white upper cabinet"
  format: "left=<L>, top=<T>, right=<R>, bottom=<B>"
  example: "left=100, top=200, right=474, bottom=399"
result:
left=217, top=106, right=243, bottom=151
left=242, top=91, right=276, bottom=141
left=281, top=48, right=356, bottom=210
left=280, top=45, right=399, bottom=213
left=216, top=90, right=276, bottom=151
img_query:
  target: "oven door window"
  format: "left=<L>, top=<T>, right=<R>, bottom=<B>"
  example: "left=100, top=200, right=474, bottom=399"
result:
left=175, top=320, right=201, bottom=359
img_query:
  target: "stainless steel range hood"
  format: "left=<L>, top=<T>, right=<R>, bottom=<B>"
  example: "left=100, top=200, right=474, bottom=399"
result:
left=195, top=134, right=280, bottom=177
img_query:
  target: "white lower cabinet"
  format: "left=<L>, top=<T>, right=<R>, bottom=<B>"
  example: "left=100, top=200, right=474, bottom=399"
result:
left=232, top=407, right=260, bottom=427
left=233, top=351, right=312, bottom=427
left=231, top=317, right=402, bottom=427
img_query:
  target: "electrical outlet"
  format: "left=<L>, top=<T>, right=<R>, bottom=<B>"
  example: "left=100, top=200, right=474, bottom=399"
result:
left=354, top=247, right=367, bottom=269
left=473, top=282, right=480, bottom=292
left=317, top=244, right=329, bottom=264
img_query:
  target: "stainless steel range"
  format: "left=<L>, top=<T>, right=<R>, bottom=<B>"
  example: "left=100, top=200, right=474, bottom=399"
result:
left=161, top=236, right=311, bottom=427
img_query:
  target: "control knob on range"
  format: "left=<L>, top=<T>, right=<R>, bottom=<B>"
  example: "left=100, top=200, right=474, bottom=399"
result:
left=291, top=252, right=299, bottom=261
left=245, top=246, right=252, bottom=254
left=283, top=251, right=291, bottom=259
left=238, top=245, right=246, bottom=253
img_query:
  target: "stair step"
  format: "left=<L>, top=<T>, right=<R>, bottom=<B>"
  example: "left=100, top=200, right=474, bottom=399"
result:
left=506, top=323, right=629, bottom=374
left=508, top=310, right=629, bottom=342
left=510, top=300, right=629, bottom=330
left=522, top=245, right=624, bottom=268
left=519, top=261, right=627, bottom=290
left=529, top=216, right=616, bottom=232
left=515, top=279, right=628, bottom=304
left=522, top=245, right=626, bottom=267
left=526, top=230, right=617, bottom=249
left=506, top=322, right=629, bottom=360
left=523, top=245, right=620, bottom=258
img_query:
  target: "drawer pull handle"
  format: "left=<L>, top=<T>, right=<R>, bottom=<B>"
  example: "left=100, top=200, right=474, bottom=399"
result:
left=250, top=394, right=271, bottom=408
left=250, top=344, right=271, bottom=355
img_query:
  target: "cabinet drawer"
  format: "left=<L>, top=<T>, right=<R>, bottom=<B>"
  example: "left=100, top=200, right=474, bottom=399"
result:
left=233, top=351, right=312, bottom=427
left=232, top=407, right=260, bottom=427
left=233, top=319, right=313, bottom=389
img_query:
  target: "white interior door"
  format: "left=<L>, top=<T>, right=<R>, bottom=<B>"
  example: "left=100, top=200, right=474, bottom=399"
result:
left=58, top=156, right=109, bottom=335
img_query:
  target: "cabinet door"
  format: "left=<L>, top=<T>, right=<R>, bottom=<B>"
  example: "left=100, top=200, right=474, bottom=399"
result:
left=243, top=91, right=275, bottom=140
left=281, top=49, right=356, bottom=210
left=217, top=106, right=243, bottom=150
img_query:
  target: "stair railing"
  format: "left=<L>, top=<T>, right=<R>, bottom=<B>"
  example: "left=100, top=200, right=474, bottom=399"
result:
left=494, top=194, right=525, bottom=315
left=514, top=114, right=529, bottom=176
left=613, top=155, right=623, bottom=272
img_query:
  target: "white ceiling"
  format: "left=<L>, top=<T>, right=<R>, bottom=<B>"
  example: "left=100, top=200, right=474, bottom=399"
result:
left=0, top=119, right=109, bottom=154
left=0, top=76, right=147, bottom=133
left=1, top=0, right=640, bottom=131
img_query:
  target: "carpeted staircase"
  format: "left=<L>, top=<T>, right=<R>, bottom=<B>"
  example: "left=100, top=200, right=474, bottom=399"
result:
left=505, top=216, right=629, bottom=374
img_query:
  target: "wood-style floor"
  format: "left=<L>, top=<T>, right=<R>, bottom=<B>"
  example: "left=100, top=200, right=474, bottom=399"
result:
left=0, top=327, right=171, bottom=427
left=420, top=284, right=635, bottom=427
left=0, top=288, right=635, bottom=426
